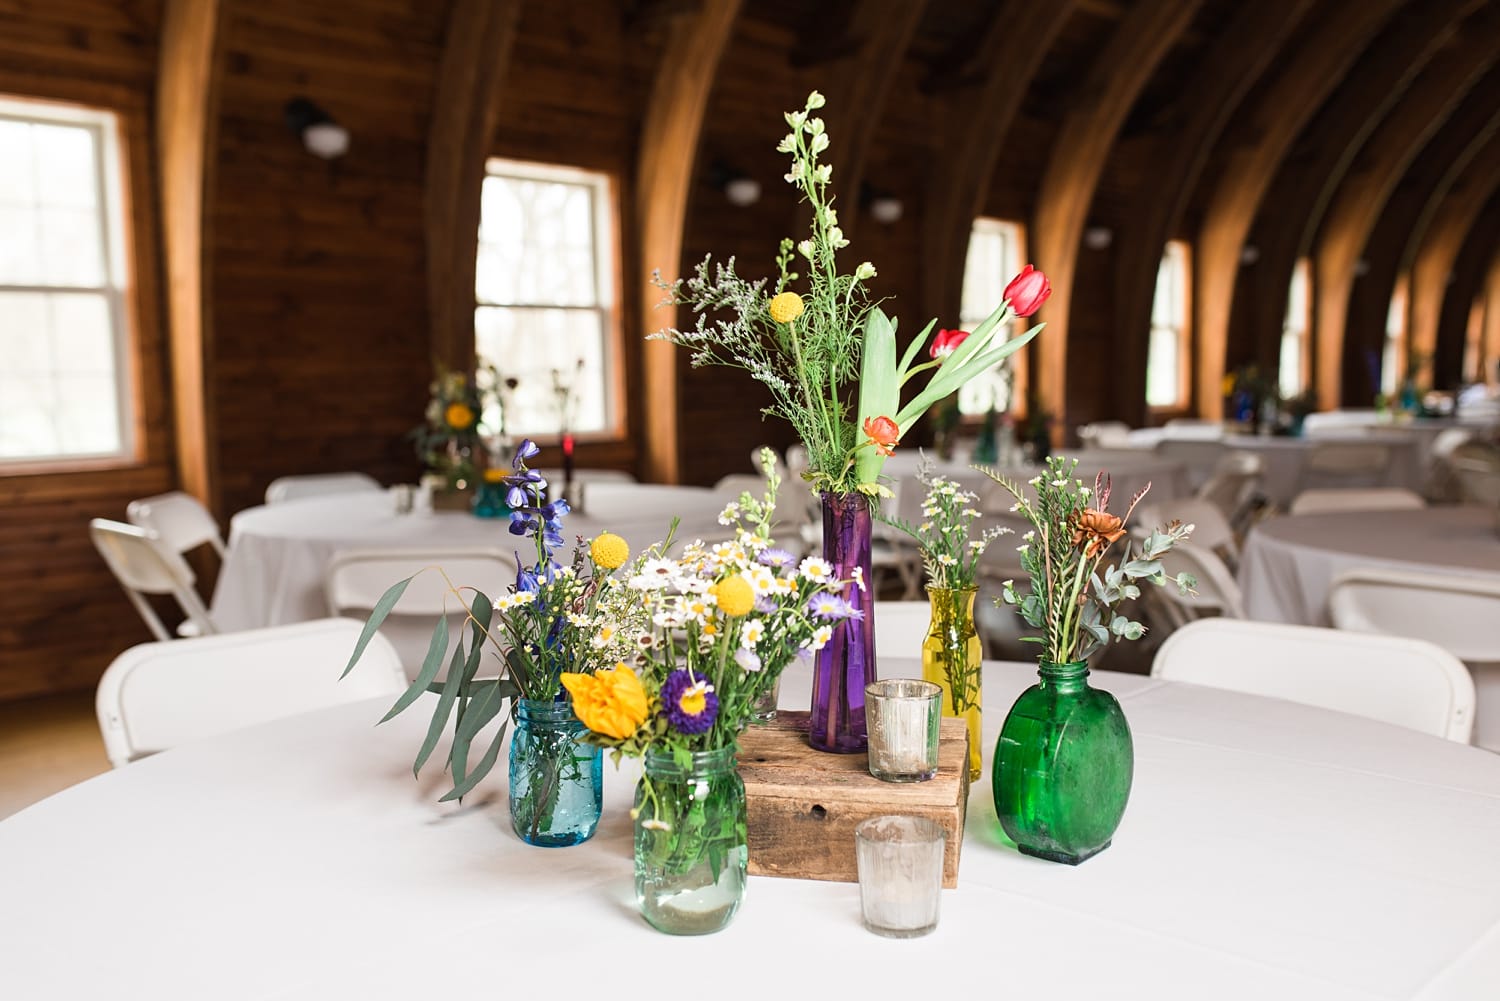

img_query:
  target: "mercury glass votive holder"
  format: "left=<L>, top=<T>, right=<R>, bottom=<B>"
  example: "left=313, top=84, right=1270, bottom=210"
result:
left=854, top=815, right=946, bottom=938
left=864, top=679, right=941, bottom=782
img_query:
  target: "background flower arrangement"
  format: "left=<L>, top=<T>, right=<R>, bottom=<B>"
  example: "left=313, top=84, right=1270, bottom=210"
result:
left=410, top=367, right=485, bottom=490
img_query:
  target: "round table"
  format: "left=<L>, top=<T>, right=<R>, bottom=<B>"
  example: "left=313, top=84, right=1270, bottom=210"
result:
left=211, top=485, right=733, bottom=632
left=5, top=658, right=1499, bottom=999
left=1238, top=506, right=1500, bottom=626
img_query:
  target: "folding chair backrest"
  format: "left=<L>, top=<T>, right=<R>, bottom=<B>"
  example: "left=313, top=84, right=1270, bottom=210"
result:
left=127, top=491, right=226, bottom=558
left=89, top=519, right=216, bottom=642
left=1288, top=487, right=1426, bottom=515
left=1152, top=618, right=1475, bottom=743
left=1300, top=442, right=1391, bottom=491
left=1329, top=568, right=1500, bottom=666
left=265, top=472, right=382, bottom=505
left=95, top=618, right=407, bottom=766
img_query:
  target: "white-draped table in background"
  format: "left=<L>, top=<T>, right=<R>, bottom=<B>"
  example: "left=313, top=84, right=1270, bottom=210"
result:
left=5, top=657, right=1500, bottom=1000
left=211, top=485, right=731, bottom=632
left=1238, top=506, right=1500, bottom=626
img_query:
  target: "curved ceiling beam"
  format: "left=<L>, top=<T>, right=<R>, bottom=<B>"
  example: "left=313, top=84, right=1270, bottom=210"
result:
left=424, top=0, right=524, bottom=372
left=1111, top=0, right=1317, bottom=426
left=919, top=0, right=1075, bottom=331
left=1310, top=12, right=1500, bottom=407
left=1433, top=190, right=1500, bottom=387
left=1237, top=0, right=1481, bottom=382
left=1193, top=0, right=1403, bottom=419
left=1482, top=246, right=1500, bottom=385
left=636, top=0, right=742, bottom=485
left=157, top=0, right=223, bottom=511
left=1031, top=0, right=1202, bottom=425
left=1407, top=133, right=1500, bottom=388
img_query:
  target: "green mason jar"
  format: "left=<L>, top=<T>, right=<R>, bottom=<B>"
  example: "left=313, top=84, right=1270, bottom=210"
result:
left=992, top=660, right=1133, bottom=865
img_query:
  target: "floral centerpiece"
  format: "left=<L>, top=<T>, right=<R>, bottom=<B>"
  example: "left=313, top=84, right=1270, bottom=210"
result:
left=885, top=467, right=1008, bottom=779
left=411, top=368, right=485, bottom=491
left=341, top=440, right=648, bottom=847
left=654, top=90, right=1050, bottom=753
left=983, top=456, right=1195, bottom=864
left=559, top=450, right=858, bottom=934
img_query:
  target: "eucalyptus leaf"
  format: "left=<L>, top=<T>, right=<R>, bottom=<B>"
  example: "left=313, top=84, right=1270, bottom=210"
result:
left=451, top=680, right=506, bottom=787
left=413, top=641, right=467, bottom=778
left=380, top=614, right=449, bottom=723
left=341, top=575, right=415, bottom=678
left=440, top=719, right=509, bottom=803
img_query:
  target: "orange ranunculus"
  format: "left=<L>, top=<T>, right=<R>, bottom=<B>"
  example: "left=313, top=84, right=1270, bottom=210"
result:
left=561, top=664, right=650, bottom=740
left=863, top=415, right=900, bottom=457
left=1003, top=265, right=1051, bottom=317
left=929, top=328, right=970, bottom=359
left=445, top=402, right=476, bottom=430
left=1072, top=508, right=1126, bottom=558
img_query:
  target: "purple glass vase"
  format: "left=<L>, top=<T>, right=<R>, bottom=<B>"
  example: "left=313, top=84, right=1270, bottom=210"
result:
left=809, top=491, right=876, bottom=752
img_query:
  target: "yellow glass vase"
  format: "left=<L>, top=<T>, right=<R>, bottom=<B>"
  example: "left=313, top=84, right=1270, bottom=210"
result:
left=921, top=585, right=982, bottom=780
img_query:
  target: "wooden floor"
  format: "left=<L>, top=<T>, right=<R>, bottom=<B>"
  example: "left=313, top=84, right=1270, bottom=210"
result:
left=0, top=690, right=110, bottom=820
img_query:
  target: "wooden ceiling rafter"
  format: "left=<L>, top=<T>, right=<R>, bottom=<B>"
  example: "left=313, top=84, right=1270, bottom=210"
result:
left=1029, top=0, right=1203, bottom=427
left=1238, top=0, right=1482, bottom=380
left=156, top=0, right=224, bottom=513
left=1432, top=189, right=1500, bottom=387
left=1110, top=0, right=1317, bottom=427
left=1405, top=134, right=1500, bottom=388
left=1191, top=0, right=1404, bottom=419
left=636, top=0, right=742, bottom=485
left=1482, top=245, right=1500, bottom=383
left=424, top=0, right=524, bottom=374
left=1310, top=11, right=1500, bottom=407
left=918, top=0, right=1076, bottom=341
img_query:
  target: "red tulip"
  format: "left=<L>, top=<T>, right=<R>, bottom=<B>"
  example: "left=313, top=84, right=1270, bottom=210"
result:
left=1004, top=265, right=1051, bottom=317
left=863, top=415, right=900, bottom=457
left=929, top=328, right=970, bottom=359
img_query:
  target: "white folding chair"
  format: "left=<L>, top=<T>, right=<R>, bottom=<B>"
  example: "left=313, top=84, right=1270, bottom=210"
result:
left=1449, top=442, right=1500, bottom=507
left=1153, top=439, right=1228, bottom=492
left=1161, top=418, right=1226, bottom=440
left=126, top=491, right=227, bottom=559
left=1329, top=569, right=1500, bottom=665
left=1423, top=428, right=1475, bottom=502
left=324, top=547, right=517, bottom=680
left=1302, top=410, right=1380, bottom=436
left=1288, top=487, right=1426, bottom=515
left=95, top=618, right=407, bottom=767
left=89, top=519, right=217, bottom=643
left=265, top=472, right=383, bottom=505
left=1135, top=534, right=1246, bottom=630
left=1135, top=497, right=1241, bottom=570
left=1298, top=442, right=1392, bottom=492
left=1196, top=450, right=1265, bottom=528
left=873, top=601, right=933, bottom=664
left=1152, top=618, right=1475, bottom=743
left=1077, top=421, right=1131, bottom=449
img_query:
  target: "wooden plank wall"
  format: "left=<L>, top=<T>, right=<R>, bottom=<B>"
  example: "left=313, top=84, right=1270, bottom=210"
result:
left=0, top=0, right=175, bottom=701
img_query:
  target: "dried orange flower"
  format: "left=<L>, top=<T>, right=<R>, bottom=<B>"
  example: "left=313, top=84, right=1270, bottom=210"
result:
left=1072, top=508, right=1125, bottom=558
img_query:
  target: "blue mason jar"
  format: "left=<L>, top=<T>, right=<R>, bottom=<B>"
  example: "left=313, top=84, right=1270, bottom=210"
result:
left=472, top=472, right=511, bottom=518
left=508, top=698, right=603, bottom=847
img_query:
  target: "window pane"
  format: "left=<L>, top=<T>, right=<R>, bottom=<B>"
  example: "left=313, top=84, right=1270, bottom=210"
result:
left=38, top=206, right=104, bottom=286
left=0, top=376, right=59, bottom=457
left=958, top=218, right=1025, bottom=416
left=55, top=373, right=121, bottom=453
left=33, top=123, right=96, bottom=209
left=0, top=205, right=41, bottom=284
left=1146, top=243, right=1188, bottom=408
left=0, top=291, right=52, bottom=373
left=1146, top=326, right=1180, bottom=408
left=475, top=305, right=609, bottom=435
left=0, top=120, right=37, bottom=205
left=51, top=292, right=114, bottom=373
left=477, top=173, right=598, bottom=308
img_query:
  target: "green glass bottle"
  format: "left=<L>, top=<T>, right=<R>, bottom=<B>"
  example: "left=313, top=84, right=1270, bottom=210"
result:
left=992, top=660, right=1132, bottom=865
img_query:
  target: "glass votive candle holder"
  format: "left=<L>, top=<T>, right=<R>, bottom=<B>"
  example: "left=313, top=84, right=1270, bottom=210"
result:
left=864, top=679, right=941, bottom=782
left=854, top=815, right=946, bottom=938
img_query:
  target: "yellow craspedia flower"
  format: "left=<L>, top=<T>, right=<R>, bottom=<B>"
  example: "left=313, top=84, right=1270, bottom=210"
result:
left=590, top=532, right=629, bottom=570
left=712, top=576, right=756, bottom=617
left=768, top=291, right=804, bottom=324
left=483, top=468, right=506, bottom=483
left=445, top=402, right=475, bottom=429
left=561, top=664, right=649, bottom=740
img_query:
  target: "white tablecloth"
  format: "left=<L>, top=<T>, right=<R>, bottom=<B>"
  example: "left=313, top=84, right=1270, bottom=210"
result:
left=1238, top=506, right=1500, bottom=626
left=5, top=657, right=1500, bottom=999
left=211, top=486, right=733, bottom=632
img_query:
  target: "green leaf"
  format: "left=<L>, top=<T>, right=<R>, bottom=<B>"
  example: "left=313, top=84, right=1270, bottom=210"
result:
left=894, top=317, right=937, bottom=380
left=380, top=614, right=449, bottom=723
left=412, top=641, right=467, bottom=778
left=440, top=719, right=509, bottom=802
left=340, top=575, right=415, bottom=678
left=451, top=679, right=506, bottom=787
left=855, top=307, right=900, bottom=486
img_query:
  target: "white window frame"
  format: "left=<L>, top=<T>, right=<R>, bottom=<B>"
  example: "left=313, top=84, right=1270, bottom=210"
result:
left=0, top=96, right=134, bottom=467
left=1146, top=240, right=1191, bottom=411
left=1382, top=274, right=1408, bottom=398
left=957, top=217, right=1027, bottom=416
left=1280, top=258, right=1312, bottom=400
left=474, top=157, right=621, bottom=439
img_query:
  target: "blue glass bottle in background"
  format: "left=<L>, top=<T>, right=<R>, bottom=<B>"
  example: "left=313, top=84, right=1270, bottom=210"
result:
left=472, top=470, right=512, bottom=518
left=508, top=698, right=602, bottom=847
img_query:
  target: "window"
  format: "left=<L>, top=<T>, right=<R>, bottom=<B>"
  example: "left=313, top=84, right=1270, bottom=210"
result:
left=1280, top=258, right=1312, bottom=400
left=1381, top=275, right=1408, bottom=398
left=475, top=159, right=619, bottom=437
left=957, top=218, right=1027, bottom=415
left=0, top=97, right=132, bottom=464
left=1146, top=241, right=1191, bottom=409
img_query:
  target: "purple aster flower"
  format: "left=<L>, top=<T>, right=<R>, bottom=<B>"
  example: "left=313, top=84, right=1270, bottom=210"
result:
left=754, top=595, right=778, bottom=614
left=734, top=648, right=761, bottom=673
left=758, top=548, right=796, bottom=569
left=661, top=669, right=718, bottom=735
left=807, top=593, right=861, bottom=620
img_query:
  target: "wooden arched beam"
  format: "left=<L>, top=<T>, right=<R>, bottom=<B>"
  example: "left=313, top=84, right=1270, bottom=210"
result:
left=810, top=0, right=927, bottom=243
left=1433, top=190, right=1500, bottom=387
left=919, top=1, right=1075, bottom=333
left=1406, top=133, right=1500, bottom=388
left=1193, top=0, right=1404, bottom=419
left=1111, top=0, right=1317, bottom=427
left=636, top=0, right=742, bottom=485
left=1310, top=13, right=1500, bottom=407
left=1342, top=76, right=1500, bottom=397
left=1482, top=246, right=1500, bottom=385
left=157, top=0, right=223, bottom=512
left=1030, top=0, right=1202, bottom=428
left=1237, top=0, right=1480, bottom=387
left=424, top=0, right=524, bottom=374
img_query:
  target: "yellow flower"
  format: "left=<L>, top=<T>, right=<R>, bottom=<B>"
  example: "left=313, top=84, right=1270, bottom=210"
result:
left=712, top=576, right=755, bottom=617
left=445, top=402, right=475, bottom=429
left=561, top=664, right=649, bottom=740
left=483, top=468, right=506, bottom=483
left=590, top=532, right=629, bottom=570
left=768, top=291, right=804, bottom=324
